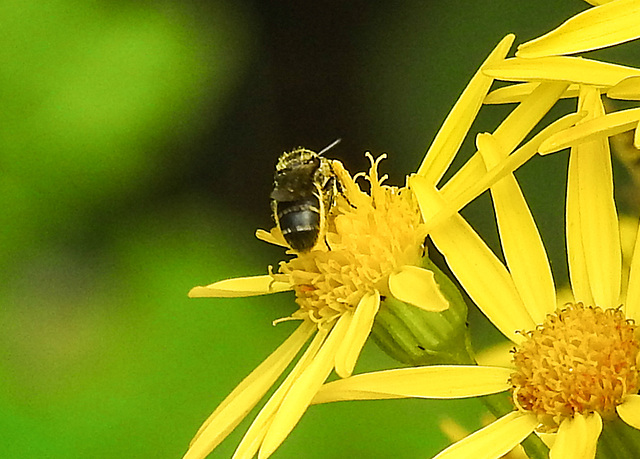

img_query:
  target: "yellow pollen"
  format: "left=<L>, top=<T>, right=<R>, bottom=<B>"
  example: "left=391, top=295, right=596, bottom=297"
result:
left=510, top=303, right=640, bottom=431
left=278, top=154, right=425, bottom=327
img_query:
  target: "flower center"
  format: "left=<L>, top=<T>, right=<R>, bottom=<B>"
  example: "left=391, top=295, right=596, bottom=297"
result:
left=278, top=155, right=424, bottom=327
left=510, top=302, right=639, bottom=431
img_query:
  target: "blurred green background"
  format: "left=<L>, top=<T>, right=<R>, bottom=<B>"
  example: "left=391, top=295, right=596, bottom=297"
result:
left=2, top=1, right=638, bottom=458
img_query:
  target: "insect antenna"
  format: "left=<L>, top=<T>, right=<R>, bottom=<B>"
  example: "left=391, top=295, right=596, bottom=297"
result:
left=317, top=138, right=342, bottom=156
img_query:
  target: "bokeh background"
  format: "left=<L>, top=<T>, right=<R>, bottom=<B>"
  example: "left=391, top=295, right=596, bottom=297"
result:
left=2, top=1, right=639, bottom=457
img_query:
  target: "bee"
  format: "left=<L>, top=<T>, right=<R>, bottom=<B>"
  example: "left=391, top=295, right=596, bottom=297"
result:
left=270, top=139, right=341, bottom=252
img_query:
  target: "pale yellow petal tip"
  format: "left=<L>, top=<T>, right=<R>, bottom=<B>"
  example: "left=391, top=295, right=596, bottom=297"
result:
left=495, top=34, right=516, bottom=54
left=608, top=76, right=640, bottom=100
left=388, top=266, right=449, bottom=312
left=617, top=394, right=640, bottom=430
left=188, top=275, right=293, bottom=298
left=188, top=286, right=216, bottom=298
left=256, top=227, right=288, bottom=248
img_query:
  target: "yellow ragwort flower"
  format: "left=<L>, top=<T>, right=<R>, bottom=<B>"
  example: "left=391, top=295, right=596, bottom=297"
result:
left=313, top=86, right=640, bottom=459
left=185, top=154, right=450, bottom=459
left=182, top=32, right=564, bottom=459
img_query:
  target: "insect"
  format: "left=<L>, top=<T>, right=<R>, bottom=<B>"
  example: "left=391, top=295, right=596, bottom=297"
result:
left=270, top=139, right=341, bottom=252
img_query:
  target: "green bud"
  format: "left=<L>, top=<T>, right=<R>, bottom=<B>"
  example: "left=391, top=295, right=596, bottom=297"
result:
left=371, top=256, right=474, bottom=365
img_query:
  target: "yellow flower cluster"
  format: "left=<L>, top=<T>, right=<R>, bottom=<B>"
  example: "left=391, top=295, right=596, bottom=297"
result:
left=184, top=1, right=640, bottom=458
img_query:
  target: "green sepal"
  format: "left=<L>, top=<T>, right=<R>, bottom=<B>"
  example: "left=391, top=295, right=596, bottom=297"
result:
left=371, top=256, right=474, bottom=366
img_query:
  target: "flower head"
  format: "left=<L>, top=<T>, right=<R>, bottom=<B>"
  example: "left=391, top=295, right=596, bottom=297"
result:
left=511, top=303, right=640, bottom=431
left=184, top=152, right=455, bottom=459
left=273, top=154, right=428, bottom=327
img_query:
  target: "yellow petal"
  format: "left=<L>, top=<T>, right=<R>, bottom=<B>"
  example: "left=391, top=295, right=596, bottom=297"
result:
left=416, top=34, right=514, bottom=183
left=313, top=365, right=513, bottom=404
left=477, top=132, right=555, bottom=323
left=183, top=320, right=315, bottom=459
left=484, top=82, right=580, bottom=104
left=539, top=107, right=640, bottom=154
left=259, top=314, right=351, bottom=459
left=442, top=82, right=569, bottom=205
left=426, top=112, right=583, bottom=234
left=567, top=88, right=621, bottom=308
left=484, top=56, right=640, bottom=87
left=616, top=394, right=640, bottom=430
left=188, top=275, right=292, bottom=298
left=232, top=325, right=329, bottom=459
left=549, top=413, right=602, bottom=459
left=255, top=228, right=288, bottom=248
left=388, top=265, right=449, bottom=312
left=566, top=147, right=595, bottom=307
left=537, top=432, right=557, bottom=449
left=626, top=219, right=640, bottom=322
left=334, top=291, right=380, bottom=378
left=517, top=0, right=640, bottom=58
left=608, top=76, right=640, bottom=100
left=411, top=175, right=535, bottom=343
left=434, top=411, right=538, bottom=459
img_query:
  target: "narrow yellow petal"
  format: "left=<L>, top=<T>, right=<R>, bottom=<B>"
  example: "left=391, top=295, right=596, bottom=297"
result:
left=616, top=394, right=640, bottom=430
left=417, top=34, right=514, bottom=183
left=388, top=265, right=449, bottom=312
left=232, top=326, right=329, bottom=459
left=517, top=0, right=640, bottom=58
left=625, top=219, right=640, bottom=322
left=539, top=107, right=640, bottom=154
left=259, top=314, right=351, bottom=459
left=484, top=82, right=580, bottom=104
left=426, top=112, right=583, bottom=234
left=477, top=132, right=556, bottom=323
left=442, top=82, right=569, bottom=205
left=255, top=228, right=288, bottom=248
left=484, top=56, right=640, bottom=87
left=183, top=320, right=315, bottom=459
left=188, top=275, right=292, bottom=298
left=334, top=291, right=380, bottom=378
left=411, top=175, right=535, bottom=343
left=608, top=76, right=640, bottom=100
left=549, top=413, right=602, bottom=459
left=636, top=120, right=640, bottom=149
left=568, top=88, right=621, bottom=308
left=566, top=145, right=595, bottom=307
left=434, top=411, right=538, bottom=459
left=313, top=366, right=512, bottom=404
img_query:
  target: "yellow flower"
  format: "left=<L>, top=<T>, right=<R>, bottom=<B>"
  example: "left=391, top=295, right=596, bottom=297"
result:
left=313, top=87, right=640, bottom=459
left=181, top=31, right=581, bottom=458
left=186, top=153, right=451, bottom=459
